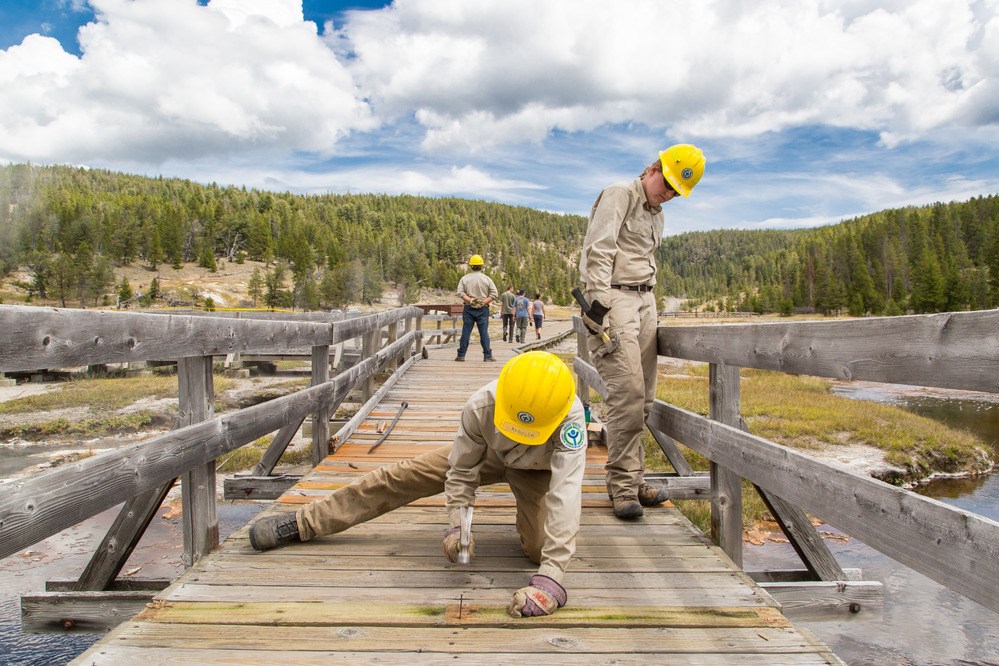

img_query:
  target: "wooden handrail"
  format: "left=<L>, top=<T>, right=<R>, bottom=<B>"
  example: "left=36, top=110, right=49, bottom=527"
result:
left=0, top=330, right=418, bottom=560
left=658, top=309, right=999, bottom=393
left=0, top=305, right=423, bottom=373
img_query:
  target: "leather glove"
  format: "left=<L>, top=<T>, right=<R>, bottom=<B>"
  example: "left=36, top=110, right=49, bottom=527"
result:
left=580, top=299, right=610, bottom=335
left=507, top=574, right=567, bottom=618
left=442, top=526, right=474, bottom=563
left=469, top=298, right=485, bottom=309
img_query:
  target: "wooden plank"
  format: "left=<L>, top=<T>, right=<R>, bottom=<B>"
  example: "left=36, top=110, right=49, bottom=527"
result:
left=648, top=427, right=696, bottom=476
left=161, top=584, right=773, bottom=607
left=73, top=646, right=843, bottom=665
left=21, top=591, right=154, bottom=633
left=223, top=475, right=302, bottom=500
left=0, top=304, right=421, bottom=372
left=708, top=363, right=743, bottom=567
left=75, top=480, right=175, bottom=591
left=760, top=581, right=884, bottom=622
left=134, top=600, right=791, bottom=628
left=179, top=356, right=218, bottom=567
left=104, top=622, right=836, bottom=655
left=754, top=484, right=846, bottom=581
left=311, top=345, right=331, bottom=467
left=657, top=310, right=999, bottom=393
left=251, top=416, right=306, bottom=476
left=330, top=354, right=419, bottom=451
left=648, top=399, right=999, bottom=614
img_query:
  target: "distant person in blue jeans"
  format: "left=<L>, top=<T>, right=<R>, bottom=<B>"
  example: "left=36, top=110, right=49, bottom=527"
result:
left=455, top=254, right=499, bottom=362
left=514, top=289, right=531, bottom=343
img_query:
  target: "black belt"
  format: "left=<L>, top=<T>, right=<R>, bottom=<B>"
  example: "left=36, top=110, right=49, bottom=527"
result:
left=611, top=284, right=653, bottom=293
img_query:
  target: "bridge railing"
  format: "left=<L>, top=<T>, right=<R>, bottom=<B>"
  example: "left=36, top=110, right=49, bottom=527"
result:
left=573, top=310, right=999, bottom=619
left=0, top=304, right=425, bottom=585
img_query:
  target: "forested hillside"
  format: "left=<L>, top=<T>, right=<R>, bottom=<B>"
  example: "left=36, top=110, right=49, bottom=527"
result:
left=0, top=164, right=586, bottom=309
left=659, top=195, right=999, bottom=315
left=1, top=163, right=996, bottom=315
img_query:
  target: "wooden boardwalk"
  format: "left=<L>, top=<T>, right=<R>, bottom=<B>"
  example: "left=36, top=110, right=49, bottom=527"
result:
left=74, top=331, right=842, bottom=664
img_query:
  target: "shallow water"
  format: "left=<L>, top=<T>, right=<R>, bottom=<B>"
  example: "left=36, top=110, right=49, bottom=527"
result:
left=755, top=385, right=999, bottom=665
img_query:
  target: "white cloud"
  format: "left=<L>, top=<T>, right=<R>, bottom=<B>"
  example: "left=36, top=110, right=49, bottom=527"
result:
left=0, top=0, right=373, bottom=164
left=335, top=0, right=997, bottom=153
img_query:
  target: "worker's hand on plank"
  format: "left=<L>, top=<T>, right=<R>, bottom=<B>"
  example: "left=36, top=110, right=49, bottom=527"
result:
left=507, top=574, right=567, bottom=617
left=442, top=526, right=474, bottom=563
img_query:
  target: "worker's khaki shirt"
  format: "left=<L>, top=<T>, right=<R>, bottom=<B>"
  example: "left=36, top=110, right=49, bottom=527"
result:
left=456, top=271, right=499, bottom=302
left=578, top=177, right=663, bottom=304
left=445, top=381, right=587, bottom=581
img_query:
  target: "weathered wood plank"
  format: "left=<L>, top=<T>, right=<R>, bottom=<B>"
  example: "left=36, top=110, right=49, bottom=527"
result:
left=708, top=363, right=743, bottom=567
left=134, top=600, right=790, bottom=628
left=311, top=345, right=331, bottom=467
left=0, top=304, right=421, bottom=372
left=760, top=581, right=884, bottom=622
left=648, top=399, right=999, bottom=614
left=104, top=622, right=833, bottom=654
left=657, top=310, right=999, bottom=393
left=179, top=356, right=218, bottom=567
left=21, top=591, right=154, bottom=633
left=73, top=646, right=843, bottom=665
left=222, top=475, right=302, bottom=500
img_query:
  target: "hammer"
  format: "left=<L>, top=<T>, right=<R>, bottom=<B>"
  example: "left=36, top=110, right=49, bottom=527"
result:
left=572, top=287, right=619, bottom=355
left=458, top=505, right=473, bottom=564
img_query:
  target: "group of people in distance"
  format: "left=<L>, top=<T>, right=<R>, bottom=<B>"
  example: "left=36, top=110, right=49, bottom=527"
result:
left=250, top=144, right=706, bottom=619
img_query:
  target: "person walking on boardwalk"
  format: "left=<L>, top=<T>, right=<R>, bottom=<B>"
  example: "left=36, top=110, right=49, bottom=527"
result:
left=531, top=293, right=545, bottom=340
left=513, top=289, right=531, bottom=343
left=578, top=144, right=705, bottom=520
left=249, top=352, right=588, bottom=618
left=499, top=285, right=516, bottom=342
left=455, top=254, right=499, bottom=362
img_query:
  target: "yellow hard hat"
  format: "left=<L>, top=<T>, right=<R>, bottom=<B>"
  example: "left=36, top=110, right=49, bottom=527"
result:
left=494, top=351, right=575, bottom=445
left=659, top=144, right=705, bottom=197
left=469, top=254, right=484, bottom=267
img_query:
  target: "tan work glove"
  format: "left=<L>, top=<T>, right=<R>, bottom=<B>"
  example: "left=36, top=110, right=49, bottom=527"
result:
left=442, top=526, right=475, bottom=563
left=507, top=574, right=567, bottom=618
left=469, top=297, right=485, bottom=309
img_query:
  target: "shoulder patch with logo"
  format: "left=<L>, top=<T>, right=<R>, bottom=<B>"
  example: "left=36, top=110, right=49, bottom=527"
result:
left=558, top=422, right=586, bottom=450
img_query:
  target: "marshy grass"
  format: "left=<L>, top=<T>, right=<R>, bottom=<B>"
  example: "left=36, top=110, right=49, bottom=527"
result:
left=0, top=411, right=161, bottom=440
left=640, top=364, right=993, bottom=534
left=216, top=435, right=313, bottom=473
left=0, top=375, right=235, bottom=414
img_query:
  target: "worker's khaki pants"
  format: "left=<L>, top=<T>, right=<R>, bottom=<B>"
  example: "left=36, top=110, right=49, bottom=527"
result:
left=587, top=289, right=658, bottom=499
left=296, top=444, right=550, bottom=563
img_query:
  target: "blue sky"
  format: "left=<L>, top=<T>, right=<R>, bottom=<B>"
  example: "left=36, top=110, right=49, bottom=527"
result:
left=1, top=0, right=997, bottom=234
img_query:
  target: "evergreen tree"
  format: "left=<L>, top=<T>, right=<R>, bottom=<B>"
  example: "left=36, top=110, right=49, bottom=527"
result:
left=247, top=267, right=264, bottom=306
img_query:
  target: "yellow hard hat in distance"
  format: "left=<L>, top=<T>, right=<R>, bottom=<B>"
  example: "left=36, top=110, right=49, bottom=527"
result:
left=659, top=144, right=705, bottom=197
left=469, top=254, right=484, bottom=266
left=494, top=351, right=575, bottom=445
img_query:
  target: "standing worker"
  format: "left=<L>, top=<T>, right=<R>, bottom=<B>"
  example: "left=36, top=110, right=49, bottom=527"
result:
left=531, top=292, right=545, bottom=340
left=249, top=352, right=588, bottom=618
left=513, top=289, right=531, bottom=343
left=455, top=254, right=499, bottom=362
left=578, top=144, right=705, bottom=520
left=500, top=285, right=517, bottom=342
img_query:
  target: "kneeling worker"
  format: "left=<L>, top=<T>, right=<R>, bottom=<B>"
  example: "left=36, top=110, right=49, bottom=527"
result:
left=249, top=351, right=588, bottom=618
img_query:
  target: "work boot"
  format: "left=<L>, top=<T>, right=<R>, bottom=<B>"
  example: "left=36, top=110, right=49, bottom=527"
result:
left=484, top=357, right=497, bottom=362
left=612, top=495, right=643, bottom=520
left=249, top=512, right=301, bottom=551
left=502, top=334, right=507, bottom=342
left=454, top=355, right=465, bottom=362
left=638, top=482, right=669, bottom=506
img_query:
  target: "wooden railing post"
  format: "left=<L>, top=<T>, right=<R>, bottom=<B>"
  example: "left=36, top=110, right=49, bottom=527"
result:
left=414, top=315, right=424, bottom=356
left=574, top=318, right=590, bottom=413
left=708, top=362, right=743, bottom=567
left=386, top=322, right=399, bottom=373
left=361, top=329, right=378, bottom=402
left=311, top=345, right=331, bottom=468
left=178, top=355, right=217, bottom=567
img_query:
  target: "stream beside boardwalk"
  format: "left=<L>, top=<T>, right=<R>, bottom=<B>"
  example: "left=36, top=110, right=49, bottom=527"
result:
left=745, top=384, right=999, bottom=666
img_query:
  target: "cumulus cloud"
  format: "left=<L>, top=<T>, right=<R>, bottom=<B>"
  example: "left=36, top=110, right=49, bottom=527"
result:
left=334, top=0, right=996, bottom=152
left=0, top=0, right=373, bottom=164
